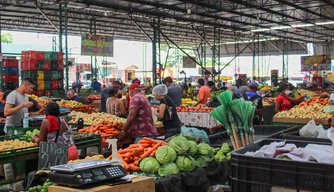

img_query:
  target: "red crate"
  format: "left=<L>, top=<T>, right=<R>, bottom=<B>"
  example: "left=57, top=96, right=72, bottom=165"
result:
left=44, top=61, right=51, bottom=71
left=22, top=50, right=44, bottom=61
left=45, top=90, right=52, bottom=97
left=58, top=61, right=64, bottom=70
left=31, top=91, right=37, bottom=95
left=2, top=74, right=19, bottom=82
left=2, top=59, right=19, bottom=67
left=58, top=52, right=64, bottom=61
left=21, top=60, right=37, bottom=71
left=36, top=90, right=45, bottom=97
left=51, top=80, right=59, bottom=90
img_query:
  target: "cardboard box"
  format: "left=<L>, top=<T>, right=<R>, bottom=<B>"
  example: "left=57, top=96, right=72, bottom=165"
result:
left=48, top=176, right=154, bottom=192
left=273, top=117, right=329, bottom=125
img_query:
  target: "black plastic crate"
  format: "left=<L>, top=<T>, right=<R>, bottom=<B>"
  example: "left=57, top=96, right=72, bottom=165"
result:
left=208, top=125, right=298, bottom=148
left=2, top=82, right=18, bottom=91
left=231, top=139, right=334, bottom=192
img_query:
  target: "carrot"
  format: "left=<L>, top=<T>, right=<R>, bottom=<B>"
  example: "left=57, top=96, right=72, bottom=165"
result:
left=134, top=157, right=140, bottom=161
left=118, top=154, right=130, bottom=171
left=130, top=164, right=140, bottom=172
left=138, top=143, right=151, bottom=148
left=138, top=140, right=151, bottom=144
left=150, top=150, right=156, bottom=157
left=128, top=144, right=140, bottom=149
left=108, top=155, right=112, bottom=160
left=121, top=152, right=132, bottom=158
left=143, top=137, right=159, bottom=143
left=134, top=160, right=139, bottom=166
left=141, top=141, right=163, bottom=159
left=118, top=149, right=133, bottom=154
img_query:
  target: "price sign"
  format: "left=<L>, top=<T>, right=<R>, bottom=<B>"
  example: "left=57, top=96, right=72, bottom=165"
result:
left=38, top=142, right=68, bottom=170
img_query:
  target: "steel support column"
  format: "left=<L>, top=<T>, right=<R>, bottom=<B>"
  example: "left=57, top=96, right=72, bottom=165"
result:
left=212, top=27, right=216, bottom=78
left=252, top=35, right=260, bottom=80
left=282, top=40, right=289, bottom=79
left=90, top=18, right=97, bottom=78
left=64, top=2, right=69, bottom=91
left=200, top=32, right=206, bottom=75
left=58, top=3, right=62, bottom=52
left=152, top=19, right=158, bottom=86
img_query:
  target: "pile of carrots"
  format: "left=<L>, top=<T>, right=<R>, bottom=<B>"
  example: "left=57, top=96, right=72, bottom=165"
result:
left=108, top=137, right=167, bottom=172
left=299, top=97, right=329, bottom=107
left=78, top=122, right=123, bottom=144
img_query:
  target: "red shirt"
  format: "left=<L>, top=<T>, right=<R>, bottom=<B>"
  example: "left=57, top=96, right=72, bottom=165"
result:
left=276, top=94, right=291, bottom=111
left=198, top=86, right=211, bottom=104
left=129, top=92, right=157, bottom=137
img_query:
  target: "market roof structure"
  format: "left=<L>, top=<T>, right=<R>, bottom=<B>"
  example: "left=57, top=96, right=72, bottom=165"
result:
left=1, top=0, right=334, bottom=46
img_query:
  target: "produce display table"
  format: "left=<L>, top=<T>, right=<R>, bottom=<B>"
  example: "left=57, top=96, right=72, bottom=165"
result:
left=48, top=176, right=155, bottom=192
left=177, top=112, right=220, bottom=129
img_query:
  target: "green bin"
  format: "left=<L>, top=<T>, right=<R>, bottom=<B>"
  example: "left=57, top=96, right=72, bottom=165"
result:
left=44, top=80, right=52, bottom=90
left=51, top=70, right=59, bottom=80
left=52, top=90, right=60, bottom=97
left=6, top=126, right=40, bottom=135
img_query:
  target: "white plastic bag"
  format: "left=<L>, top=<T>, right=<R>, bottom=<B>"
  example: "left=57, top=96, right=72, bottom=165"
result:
left=327, top=127, right=334, bottom=151
left=299, top=120, right=321, bottom=138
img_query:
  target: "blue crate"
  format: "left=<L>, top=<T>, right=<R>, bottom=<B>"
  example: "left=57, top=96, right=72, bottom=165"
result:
left=3, top=67, right=19, bottom=74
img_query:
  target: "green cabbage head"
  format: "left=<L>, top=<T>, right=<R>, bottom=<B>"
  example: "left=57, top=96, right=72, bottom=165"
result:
left=197, top=143, right=213, bottom=157
left=168, top=135, right=189, bottom=155
left=187, top=141, right=198, bottom=157
left=139, top=157, right=160, bottom=174
left=158, top=163, right=180, bottom=177
left=155, top=146, right=177, bottom=164
left=196, top=156, right=212, bottom=168
left=175, top=156, right=196, bottom=172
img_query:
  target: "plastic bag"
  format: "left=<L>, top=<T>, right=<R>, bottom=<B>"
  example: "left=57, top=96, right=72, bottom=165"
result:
left=181, top=126, right=210, bottom=144
left=327, top=127, right=334, bottom=151
left=299, top=120, right=322, bottom=138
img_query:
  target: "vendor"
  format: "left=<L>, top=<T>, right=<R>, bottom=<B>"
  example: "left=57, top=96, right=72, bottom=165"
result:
left=106, top=88, right=127, bottom=117
left=118, top=83, right=157, bottom=143
left=194, top=78, right=210, bottom=106
left=245, top=82, right=263, bottom=125
left=4, top=78, right=35, bottom=133
left=207, top=81, right=217, bottom=92
left=163, top=76, right=182, bottom=107
left=204, top=71, right=211, bottom=85
left=100, top=81, right=120, bottom=113
left=152, top=84, right=181, bottom=139
left=32, top=102, right=78, bottom=161
left=66, top=90, right=80, bottom=102
left=275, top=84, right=306, bottom=113
left=91, top=78, right=101, bottom=92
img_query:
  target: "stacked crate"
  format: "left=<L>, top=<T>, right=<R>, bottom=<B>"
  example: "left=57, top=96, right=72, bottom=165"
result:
left=21, top=51, right=64, bottom=97
left=2, top=59, right=19, bottom=91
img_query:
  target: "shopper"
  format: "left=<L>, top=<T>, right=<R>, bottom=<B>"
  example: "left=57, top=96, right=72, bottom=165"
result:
left=207, top=81, right=217, bottom=92
left=106, top=88, right=127, bottom=117
left=194, top=78, right=210, bottom=106
left=77, top=80, right=83, bottom=93
left=163, top=76, right=182, bottom=106
left=71, top=81, right=77, bottom=92
left=152, top=84, right=181, bottom=139
left=4, top=78, right=35, bottom=133
left=118, top=83, right=157, bottom=143
left=100, top=81, right=121, bottom=113
left=229, top=78, right=248, bottom=99
left=66, top=90, right=80, bottom=102
left=275, top=83, right=305, bottom=113
left=244, top=82, right=263, bottom=125
left=204, top=71, right=211, bottom=85
left=32, top=102, right=78, bottom=161
left=91, top=78, right=101, bottom=92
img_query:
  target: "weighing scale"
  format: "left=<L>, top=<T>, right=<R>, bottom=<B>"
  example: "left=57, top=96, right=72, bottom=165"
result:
left=49, top=160, right=127, bottom=187
left=49, top=139, right=126, bottom=187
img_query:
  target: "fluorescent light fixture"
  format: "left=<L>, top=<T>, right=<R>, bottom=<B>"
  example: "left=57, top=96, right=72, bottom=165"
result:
left=270, top=26, right=291, bottom=30
left=250, top=28, right=270, bottom=32
left=222, top=37, right=279, bottom=45
left=291, top=23, right=314, bottom=28
left=315, top=21, right=334, bottom=25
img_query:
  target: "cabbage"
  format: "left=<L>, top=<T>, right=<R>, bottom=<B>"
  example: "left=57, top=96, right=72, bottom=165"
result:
left=155, top=146, right=177, bottom=164
left=168, top=135, right=189, bottom=154
left=197, top=143, right=213, bottom=158
left=158, top=163, right=180, bottom=177
left=175, top=156, right=196, bottom=172
left=187, top=141, right=198, bottom=157
left=139, top=157, right=160, bottom=174
left=196, top=156, right=212, bottom=167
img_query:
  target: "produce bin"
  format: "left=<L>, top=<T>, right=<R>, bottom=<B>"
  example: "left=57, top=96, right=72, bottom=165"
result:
left=209, top=125, right=298, bottom=148
left=231, top=139, right=334, bottom=192
left=6, top=126, right=40, bottom=135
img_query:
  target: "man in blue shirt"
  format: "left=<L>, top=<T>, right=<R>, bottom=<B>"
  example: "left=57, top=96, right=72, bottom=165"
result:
left=244, top=81, right=263, bottom=125
left=66, top=90, right=80, bottom=102
left=91, top=78, right=101, bottom=92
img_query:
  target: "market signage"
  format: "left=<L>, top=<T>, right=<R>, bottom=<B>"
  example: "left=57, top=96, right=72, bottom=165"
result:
left=183, top=56, right=197, bottom=68
left=81, top=34, right=114, bottom=57
left=271, top=69, right=278, bottom=86
left=301, top=55, right=331, bottom=71
left=38, top=142, right=68, bottom=170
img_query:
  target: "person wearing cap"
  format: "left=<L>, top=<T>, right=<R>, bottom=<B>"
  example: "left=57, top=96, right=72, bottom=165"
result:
left=244, top=81, right=263, bottom=125
left=163, top=76, right=182, bottom=107
left=152, top=84, right=181, bottom=139
left=118, top=83, right=157, bottom=143
left=204, top=71, right=211, bottom=85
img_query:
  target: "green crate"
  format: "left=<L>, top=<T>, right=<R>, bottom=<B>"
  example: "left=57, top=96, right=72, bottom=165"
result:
left=52, top=90, right=60, bottom=97
left=51, top=52, right=58, bottom=61
left=44, top=52, right=52, bottom=61
left=44, top=80, right=52, bottom=90
left=6, top=126, right=40, bottom=135
left=21, top=70, right=37, bottom=80
left=51, top=70, right=59, bottom=80
left=59, top=89, right=65, bottom=96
